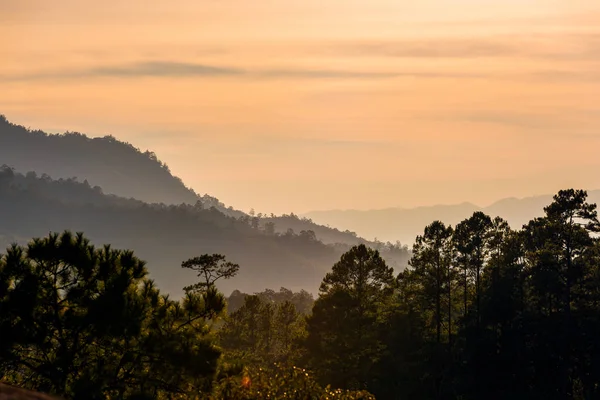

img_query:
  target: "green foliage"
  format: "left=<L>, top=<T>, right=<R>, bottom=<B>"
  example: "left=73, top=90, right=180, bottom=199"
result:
left=182, top=254, right=240, bottom=295
left=0, top=166, right=340, bottom=295
left=0, top=232, right=224, bottom=399
left=219, top=295, right=307, bottom=367
left=227, top=287, right=315, bottom=315
left=306, top=244, right=395, bottom=391
left=298, top=189, right=600, bottom=399
left=212, top=364, right=375, bottom=400
left=5, top=188, right=600, bottom=400
left=373, top=189, right=600, bottom=399
left=408, top=221, right=454, bottom=343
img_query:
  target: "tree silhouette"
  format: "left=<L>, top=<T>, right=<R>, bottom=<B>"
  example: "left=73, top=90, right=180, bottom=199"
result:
left=306, top=244, right=395, bottom=390
left=0, top=232, right=225, bottom=399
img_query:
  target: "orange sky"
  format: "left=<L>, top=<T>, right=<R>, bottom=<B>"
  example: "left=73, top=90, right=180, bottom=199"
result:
left=2, top=0, right=600, bottom=214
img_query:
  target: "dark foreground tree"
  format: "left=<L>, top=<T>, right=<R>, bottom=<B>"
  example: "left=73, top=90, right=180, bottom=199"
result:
left=305, top=244, right=395, bottom=391
left=0, top=231, right=225, bottom=399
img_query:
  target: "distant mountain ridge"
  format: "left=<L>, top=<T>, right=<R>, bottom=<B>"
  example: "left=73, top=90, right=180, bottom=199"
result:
left=304, top=191, right=600, bottom=245
left=0, top=114, right=402, bottom=250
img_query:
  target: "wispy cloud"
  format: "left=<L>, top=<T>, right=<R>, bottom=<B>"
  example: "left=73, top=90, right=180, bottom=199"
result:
left=338, top=39, right=518, bottom=59
left=530, top=69, right=600, bottom=83
left=4, top=62, right=242, bottom=81
left=433, top=108, right=600, bottom=132
left=1, top=61, right=485, bottom=82
left=323, top=34, right=600, bottom=61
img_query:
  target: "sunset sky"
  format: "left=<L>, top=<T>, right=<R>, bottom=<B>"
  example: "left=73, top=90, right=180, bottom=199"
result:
left=2, top=0, right=600, bottom=214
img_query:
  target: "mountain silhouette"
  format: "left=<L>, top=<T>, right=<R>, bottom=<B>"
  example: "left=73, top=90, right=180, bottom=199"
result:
left=0, top=115, right=395, bottom=250
left=0, top=115, right=204, bottom=206
left=304, top=191, right=600, bottom=245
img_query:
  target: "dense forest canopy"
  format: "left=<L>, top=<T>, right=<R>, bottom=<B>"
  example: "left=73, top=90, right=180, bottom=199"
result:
left=219, top=189, right=600, bottom=399
left=3, top=189, right=600, bottom=399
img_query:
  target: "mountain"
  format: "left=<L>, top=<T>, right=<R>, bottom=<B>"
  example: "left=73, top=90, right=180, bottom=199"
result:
left=0, top=115, right=409, bottom=249
left=0, top=115, right=247, bottom=218
left=0, top=167, right=409, bottom=296
left=304, top=191, right=600, bottom=245
left=304, top=202, right=480, bottom=245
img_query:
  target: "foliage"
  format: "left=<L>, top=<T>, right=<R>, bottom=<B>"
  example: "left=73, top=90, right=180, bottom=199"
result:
left=0, top=232, right=224, bottom=399
left=1, top=112, right=410, bottom=268
left=370, top=189, right=600, bottom=399
left=219, top=295, right=307, bottom=367
left=306, top=244, right=395, bottom=391
left=0, top=166, right=340, bottom=295
left=4, top=188, right=600, bottom=400
left=182, top=254, right=240, bottom=295
left=227, top=287, right=315, bottom=315
left=212, top=364, right=375, bottom=400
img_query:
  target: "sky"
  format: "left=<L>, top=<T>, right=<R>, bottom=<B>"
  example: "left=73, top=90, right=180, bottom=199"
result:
left=2, top=0, right=600, bottom=214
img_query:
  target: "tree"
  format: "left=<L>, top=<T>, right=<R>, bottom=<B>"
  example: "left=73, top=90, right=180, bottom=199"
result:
left=274, top=301, right=305, bottom=363
left=401, top=221, right=455, bottom=399
left=263, top=221, right=276, bottom=235
left=182, top=254, right=240, bottom=295
left=453, top=211, right=493, bottom=325
left=0, top=231, right=226, bottom=399
left=226, top=287, right=314, bottom=315
left=219, top=295, right=306, bottom=368
left=306, top=244, right=395, bottom=391
left=219, top=295, right=265, bottom=364
left=521, top=189, right=600, bottom=398
left=409, top=221, right=454, bottom=344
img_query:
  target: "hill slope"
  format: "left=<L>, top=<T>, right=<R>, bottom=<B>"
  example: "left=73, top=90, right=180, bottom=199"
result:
left=0, top=115, right=207, bottom=206
left=0, top=115, right=407, bottom=249
left=0, top=167, right=409, bottom=296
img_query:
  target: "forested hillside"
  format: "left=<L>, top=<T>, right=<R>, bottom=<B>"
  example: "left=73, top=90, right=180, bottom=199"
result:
left=0, top=166, right=409, bottom=296
left=0, top=115, right=204, bottom=206
left=3, top=189, right=600, bottom=399
left=0, top=115, right=405, bottom=248
left=221, top=189, right=600, bottom=399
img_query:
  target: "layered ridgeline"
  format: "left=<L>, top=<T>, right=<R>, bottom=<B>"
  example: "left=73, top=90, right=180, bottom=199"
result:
left=0, top=115, right=404, bottom=252
left=0, top=167, right=409, bottom=296
left=305, top=191, right=600, bottom=244
left=0, top=166, right=329, bottom=296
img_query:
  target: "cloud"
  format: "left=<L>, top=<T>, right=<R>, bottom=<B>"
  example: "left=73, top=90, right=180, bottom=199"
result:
left=456, top=111, right=558, bottom=130
left=323, top=33, right=600, bottom=61
left=529, top=69, right=600, bottom=83
left=1, top=61, right=485, bottom=82
left=339, top=39, right=519, bottom=59
left=434, top=108, right=600, bottom=132
left=4, top=62, right=242, bottom=81
left=255, top=69, right=398, bottom=79
left=262, top=137, right=394, bottom=149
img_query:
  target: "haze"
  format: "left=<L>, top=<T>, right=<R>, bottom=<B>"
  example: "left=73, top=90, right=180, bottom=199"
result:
left=2, top=0, right=600, bottom=214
